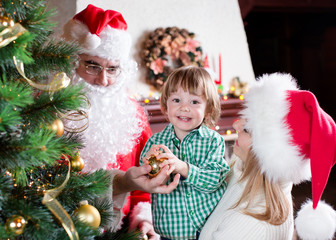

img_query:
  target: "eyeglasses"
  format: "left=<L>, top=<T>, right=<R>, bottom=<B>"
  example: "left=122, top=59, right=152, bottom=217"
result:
left=81, top=61, right=121, bottom=77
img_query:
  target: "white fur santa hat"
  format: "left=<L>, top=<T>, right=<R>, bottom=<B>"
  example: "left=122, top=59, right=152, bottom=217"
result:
left=240, top=72, right=336, bottom=240
left=62, top=4, right=132, bottom=62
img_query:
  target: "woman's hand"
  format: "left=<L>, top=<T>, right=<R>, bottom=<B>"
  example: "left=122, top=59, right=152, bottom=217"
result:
left=138, top=220, right=159, bottom=240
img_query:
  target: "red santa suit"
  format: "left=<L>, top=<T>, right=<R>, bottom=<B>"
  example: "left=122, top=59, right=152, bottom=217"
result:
left=107, top=101, right=152, bottom=230
left=66, top=74, right=153, bottom=232
left=62, top=4, right=153, bottom=232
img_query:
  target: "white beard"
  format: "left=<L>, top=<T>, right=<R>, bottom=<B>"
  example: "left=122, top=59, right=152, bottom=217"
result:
left=66, top=75, right=143, bottom=172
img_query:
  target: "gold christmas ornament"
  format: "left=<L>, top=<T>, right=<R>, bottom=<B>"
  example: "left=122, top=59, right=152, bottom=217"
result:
left=229, top=77, right=248, bottom=97
left=70, top=152, right=85, bottom=172
left=73, top=200, right=101, bottom=229
left=148, top=155, right=168, bottom=178
left=5, top=215, right=27, bottom=235
left=49, top=119, right=64, bottom=137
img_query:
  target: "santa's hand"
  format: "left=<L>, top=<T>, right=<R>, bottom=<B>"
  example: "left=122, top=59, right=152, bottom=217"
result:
left=115, top=165, right=179, bottom=194
left=138, top=220, right=159, bottom=240
left=145, top=166, right=180, bottom=194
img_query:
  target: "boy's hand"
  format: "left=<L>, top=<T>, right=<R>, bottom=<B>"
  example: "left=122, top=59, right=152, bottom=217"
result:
left=156, top=145, right=189, bottom=178
left=142, top=144, right=162, bottom=165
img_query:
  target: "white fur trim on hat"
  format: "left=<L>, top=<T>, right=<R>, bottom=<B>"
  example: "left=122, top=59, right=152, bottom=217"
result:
left=62, top=19, right=132, bottom=61
left=241, top=73, right=311, bottom=183
left=295, top=200, right=336, bottom=240
left=129, top=202, right=152, bottom=230
left=63, top=20, right=101, bottom=50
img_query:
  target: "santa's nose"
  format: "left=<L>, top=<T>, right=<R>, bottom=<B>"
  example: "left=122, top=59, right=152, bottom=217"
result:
left=96, top=71, right=109, bottom=86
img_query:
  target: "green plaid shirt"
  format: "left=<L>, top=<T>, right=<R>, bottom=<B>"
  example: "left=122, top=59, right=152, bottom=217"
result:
left=140, top=123, right=229, bottom=239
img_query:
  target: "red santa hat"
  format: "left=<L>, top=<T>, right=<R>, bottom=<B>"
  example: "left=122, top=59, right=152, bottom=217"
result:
left=240, top=72, right=336, bottom=240
left=62, top=4, right=131, bottom=61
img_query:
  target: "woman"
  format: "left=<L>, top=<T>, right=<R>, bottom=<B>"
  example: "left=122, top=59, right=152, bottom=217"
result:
left=200, top=72, right=336, bottom=240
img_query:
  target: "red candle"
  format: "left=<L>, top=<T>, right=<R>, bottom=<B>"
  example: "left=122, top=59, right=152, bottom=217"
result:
left=204, top=54, right=209, bottom=68
left=215, top=53, right=222, bottom=85
left=219, top=53, right=222, bottom=84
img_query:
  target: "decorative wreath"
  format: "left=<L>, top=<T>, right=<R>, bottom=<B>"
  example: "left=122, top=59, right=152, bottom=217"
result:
left=141, top=27, right=205, bottom=89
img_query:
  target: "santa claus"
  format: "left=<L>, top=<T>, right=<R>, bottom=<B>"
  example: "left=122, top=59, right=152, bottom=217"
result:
left=62, top=4, right=154, bottom=236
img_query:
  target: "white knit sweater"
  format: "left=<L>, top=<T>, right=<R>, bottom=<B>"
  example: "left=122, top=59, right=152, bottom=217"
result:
left=200, top=159, right=294, bottom=240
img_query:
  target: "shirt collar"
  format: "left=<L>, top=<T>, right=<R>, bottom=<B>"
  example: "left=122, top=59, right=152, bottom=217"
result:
left=166, top=123, right=209, bottom=140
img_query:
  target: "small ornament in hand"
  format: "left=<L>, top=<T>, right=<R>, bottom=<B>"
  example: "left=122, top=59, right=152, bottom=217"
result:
left=148, top=154, right=168, bottom=178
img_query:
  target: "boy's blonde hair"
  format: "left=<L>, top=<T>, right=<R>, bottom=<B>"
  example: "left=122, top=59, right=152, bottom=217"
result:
left=160, top=66, right=221, bottom=128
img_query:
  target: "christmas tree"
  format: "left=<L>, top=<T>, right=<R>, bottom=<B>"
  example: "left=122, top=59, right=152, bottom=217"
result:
left=0, top=1, right=140, bottom=239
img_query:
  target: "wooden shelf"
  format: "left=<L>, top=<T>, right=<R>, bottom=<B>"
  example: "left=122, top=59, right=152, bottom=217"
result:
left=139, top=98, right=244, bottom=135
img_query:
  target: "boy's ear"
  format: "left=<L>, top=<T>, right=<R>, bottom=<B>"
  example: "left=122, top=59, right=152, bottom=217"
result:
left=161, top=107, right=169, bottom=121
left=204, top=110, right=211, bottom=119
left=203, top=112, right=212, bottom=126
left=203, top=114, right=208, bottom=122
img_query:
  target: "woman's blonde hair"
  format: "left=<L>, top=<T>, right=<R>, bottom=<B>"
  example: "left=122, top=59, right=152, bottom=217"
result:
left=160, top=66, right=220, bottom=127
left=232, top=150, right=291, bottom=225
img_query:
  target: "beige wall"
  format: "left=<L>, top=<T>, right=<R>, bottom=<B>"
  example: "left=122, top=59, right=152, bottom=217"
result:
left=48, top=0, right=255, bottom=96
left=47, top=0, right=76, bottom=37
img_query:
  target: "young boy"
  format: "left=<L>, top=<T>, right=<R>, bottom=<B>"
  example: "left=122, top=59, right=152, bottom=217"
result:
left=140, top=66, right=230, bottom=240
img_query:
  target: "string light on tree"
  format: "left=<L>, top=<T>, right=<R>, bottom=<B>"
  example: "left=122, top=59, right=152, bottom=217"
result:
left=0, top=16, right=14, bottom=27
left=5, top=215, right=27, bottom=236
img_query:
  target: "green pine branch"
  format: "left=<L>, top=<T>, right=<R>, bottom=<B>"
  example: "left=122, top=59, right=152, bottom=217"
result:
left=2, top=0, right=56, bottom=41
left=0, top=0, right=122, bottom=238
left=0, top=78, right=34, bottom=107
left=97, top=229, right=143, bottom=240
left=27, top=39, right=80, bottom=77
left=20, top=84, right=87, bottom=126
left=0, top=31, right=35, bottom=74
